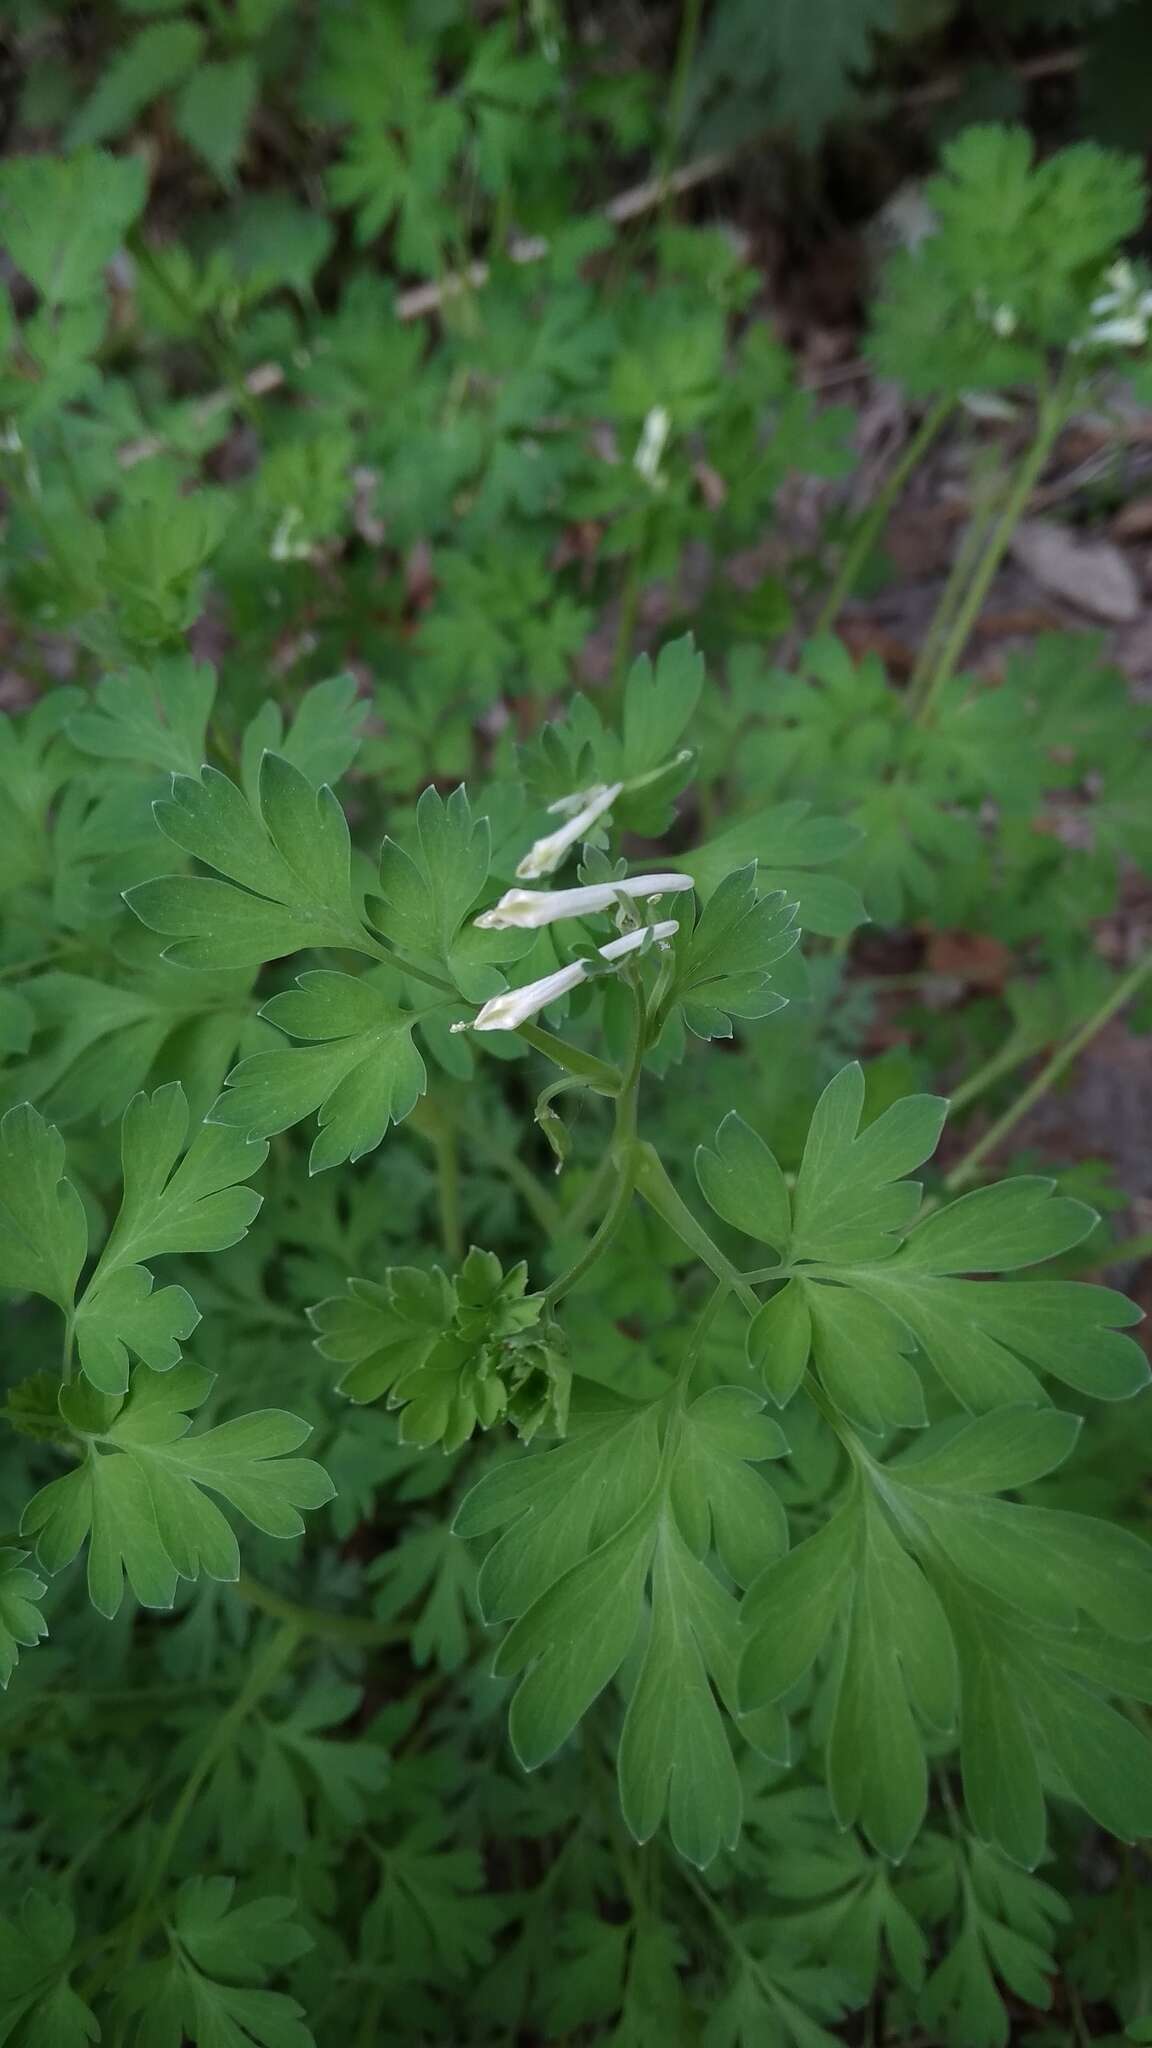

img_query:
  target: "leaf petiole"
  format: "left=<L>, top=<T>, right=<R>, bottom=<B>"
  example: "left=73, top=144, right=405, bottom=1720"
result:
left=945, top=940, right=1152, bottom=1190
left=633, top=1143, right=760, bottom=1316
left=515, top=1022, right=623, bottom=1093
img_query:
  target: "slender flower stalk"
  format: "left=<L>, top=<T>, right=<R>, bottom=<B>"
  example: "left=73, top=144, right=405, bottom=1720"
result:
left=515, top=782, right=624, bottom=879
left=459, top=921, right=679, bottom=1033
left=475, top=873, right=693, bottom=930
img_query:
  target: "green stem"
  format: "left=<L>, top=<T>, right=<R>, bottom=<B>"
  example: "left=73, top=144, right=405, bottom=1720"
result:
left=3, top=442, right=91, bottom=594
left=945, top=944, right=1152, bottom=1191
left=913, top=389, right=1067, bottom=728
left=946, top=1034, right=1032, bottom=1116
left=0, top=948, right=68, bottom=979
left=633, top=1144, right=759, bottom=1315
left=128, top=229, right=259, bottom=425
left=1068, top=1988, right=1094, bottom=2048
left=659, top=0, right=705, bottom=208
left=676, top=1862, right=781, bottom=2005
left=611, top=539, right=645, bottom=702
left=542, top=975, right=647, bottom=1307
left=905, top=456, right=1005, bottom=703
left=613, top=973, right=648, bottom=1146
left=358, top=932, right=458, bottom=996
left=236, top=1575, right=407, bottom=1647
left=814, top=395, right=953, bottom=638
left=515, top=1023, right=622, bottom=1093
left=103, top=1623, right=301, bottom=2006
left=1086, top=1225, right=1152, bottom=1272
left=356, top=1985, right=388, bottom=2048
left=64, top=1789, right=165, bottom=1891
left=477, top=1136, right=564, bottom=1235
left=149, top=1621, right=299, bottom=1853
left=675, top=1280, right=731, bottom=1395
left=409, top=1097, right=464, bottom=1261
left=543, top=1147, right=638, bottom=1309
left=632, top=1149, right=858, bottom=1447
left=436, top=1121, right=462, bottom=1262
left=557, top=1148, right=616, bottom=1242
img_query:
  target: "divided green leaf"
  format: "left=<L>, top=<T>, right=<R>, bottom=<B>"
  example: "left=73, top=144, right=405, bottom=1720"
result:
left=23, top=1362, right=333, bottom=1619
left=697, top=1063, right=1147, bottom=1423
left=455, top=1384, right=788, bottom=1864
left=129, top=755, right=370, bottom=970
left=667, top=868, right=801, bottom=1041
left=213, top=970, right=427, bottom=1173
left=120, top=1877, right=314, bottom=2048
left=742, top=1407, right=1152, bottom=1865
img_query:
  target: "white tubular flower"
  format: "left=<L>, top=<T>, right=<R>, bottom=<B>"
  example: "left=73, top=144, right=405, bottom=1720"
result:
left=462, top=960, right=587, bottom=1033
left=463, top=921, right=679, bottom=1033
left=1091, top=260, right=1136, bottom=314
left=474, top=873, right=694, bottom=931
left=1080, top=261, right=1152, bottom=350
left=596, top=920, right=677, bottom=960
left=634, top=405, right=671, bottom=489
left=515, top=781, right=624, bottom=880
left=270, top=507, right=311, bottom=562
left=973, top=290, right=1016, bottom=339
left=1089, top=315, right=1149, bottom=348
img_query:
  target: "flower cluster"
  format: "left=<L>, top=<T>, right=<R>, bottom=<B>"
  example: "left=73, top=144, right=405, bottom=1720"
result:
left=1081, top=259, right=1152, bottom=350
left=460, top=798, right=692, bottom=1033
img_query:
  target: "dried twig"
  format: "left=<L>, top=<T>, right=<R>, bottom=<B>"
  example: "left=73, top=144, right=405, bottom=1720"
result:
left=115, top=48, right=1084, bottom=471
left=118, top=150, right=735, bottom=469
left=899, top=45, right=1082, bottom=112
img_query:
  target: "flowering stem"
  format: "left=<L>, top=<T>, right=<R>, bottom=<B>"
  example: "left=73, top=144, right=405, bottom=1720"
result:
left=905, top=450, right=1005, bottom=703
left=814, top=393, right=953, bottom=638
left=946, top=1033, right=1034, bottom=1116
left=659, top=0, right=705, bottom=214
left=611, top=522, right=649, bottom=703
left=913, top=387, right=1068, bottom=727
left=543, top=1147, right=639, bottom=1309
left=945, top=942, right=1152, bottom=1191
left=542, top=976, right=649, bottom=1308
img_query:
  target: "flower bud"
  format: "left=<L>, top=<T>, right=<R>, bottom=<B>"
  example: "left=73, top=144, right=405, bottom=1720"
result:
left=515, top=782, right=624, bottom=880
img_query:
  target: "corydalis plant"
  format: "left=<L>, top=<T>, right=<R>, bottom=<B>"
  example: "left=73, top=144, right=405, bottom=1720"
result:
left=3, top=632, right=1150, bottom=1885
left=3, top=37, right=1152, bottom=2040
